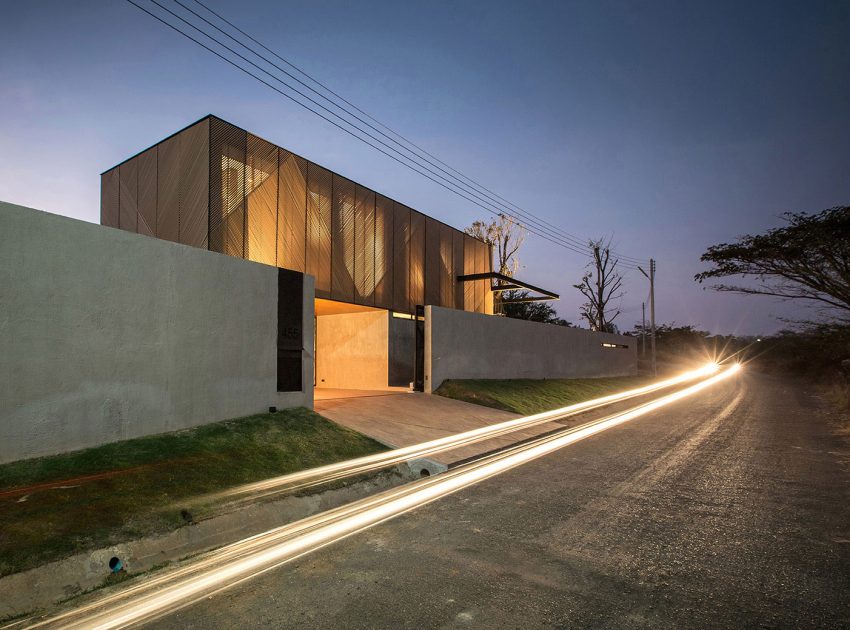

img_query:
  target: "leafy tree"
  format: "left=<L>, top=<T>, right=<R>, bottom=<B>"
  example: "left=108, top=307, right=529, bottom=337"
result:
left=757, top=322, right=850, bottom=376
left=502, top=293, right=571, bottom=326
left=695, top=206, right=850, bottom=321
left=574, top=239, right=624, bottom=332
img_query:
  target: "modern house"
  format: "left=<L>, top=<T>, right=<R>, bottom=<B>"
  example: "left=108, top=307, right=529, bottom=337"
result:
left=0, top=115, right=637, bottom=463
left=99, top=115, right=559, bottom=393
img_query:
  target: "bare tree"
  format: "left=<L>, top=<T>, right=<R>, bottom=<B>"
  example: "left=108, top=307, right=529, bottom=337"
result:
left=574, top=239, right=624, bottom=332
left=465, top=215, right=526, bottom=314
left=465, top=214, right=525, bottom=277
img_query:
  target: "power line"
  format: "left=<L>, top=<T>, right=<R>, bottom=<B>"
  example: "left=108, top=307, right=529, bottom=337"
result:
left=141, top=0, right=648, bottom=270
left=140, top=0, right=612, bottom=261
left=178, top=0, right=594, bottom=256
left=125, top=0, right=646, bottom=269
left=188, top=0, right=613, bottom=257
left=125, top=0, right=614, bottom=263
left=171, top=0, right=586, bottom=256
left=188, top=0, right=648, bottom=266
left=175, top=0, right=645, bottom=267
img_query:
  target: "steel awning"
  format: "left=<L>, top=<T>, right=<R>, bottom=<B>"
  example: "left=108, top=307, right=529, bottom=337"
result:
left=456, top=272, right=559, bottom=303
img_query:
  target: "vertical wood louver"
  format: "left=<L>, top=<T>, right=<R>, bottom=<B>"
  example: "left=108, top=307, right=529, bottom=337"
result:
left=278, top=151, right=307, bottom=273
left=156, top=133, right=180, bottom=243
left=374, top=194, right=394, bottom=310
left=246, top=133, right=278, bottom=266
left=137, top=147, right=157, bottom=237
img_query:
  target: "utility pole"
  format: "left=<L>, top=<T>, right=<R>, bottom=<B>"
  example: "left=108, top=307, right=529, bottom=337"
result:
left=641, top=301, right=646, bottom=358
left=650, top=258, right=656, bottom=376
left=638, top=259, right=657, bottom=376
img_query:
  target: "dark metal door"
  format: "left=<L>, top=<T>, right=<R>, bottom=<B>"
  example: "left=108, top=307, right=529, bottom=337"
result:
left=413, top=305, right=425, bottom=392
left=277, top=269, right=304, bottom=392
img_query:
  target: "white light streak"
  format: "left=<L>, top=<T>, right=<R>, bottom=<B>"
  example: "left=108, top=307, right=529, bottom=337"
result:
left=208, top=363, right=721, bottom=503
left=32, top=363, right=740, bottom=629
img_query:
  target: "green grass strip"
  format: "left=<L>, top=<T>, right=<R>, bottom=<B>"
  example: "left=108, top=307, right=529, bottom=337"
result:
left=0, top=408, right=386, bottom=577
left=435, top=375, right=650, bottom=416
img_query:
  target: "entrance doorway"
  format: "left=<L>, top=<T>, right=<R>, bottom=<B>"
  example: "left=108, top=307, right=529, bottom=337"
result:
left=313, top=298, right=415, bottom=392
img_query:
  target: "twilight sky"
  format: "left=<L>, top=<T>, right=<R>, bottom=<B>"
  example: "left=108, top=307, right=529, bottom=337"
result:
left=1, top=0, right=847, bottom=334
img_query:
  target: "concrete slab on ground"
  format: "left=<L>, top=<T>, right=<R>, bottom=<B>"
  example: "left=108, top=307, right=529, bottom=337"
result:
left=314, top=387, right=408, bottom=401
left=315, top=392, right=562, bottom=468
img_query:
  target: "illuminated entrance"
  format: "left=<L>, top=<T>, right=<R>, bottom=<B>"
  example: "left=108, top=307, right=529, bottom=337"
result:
left=314, top=298, right=416, bottom=392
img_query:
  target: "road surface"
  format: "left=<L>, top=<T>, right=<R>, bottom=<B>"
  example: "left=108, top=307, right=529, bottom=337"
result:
left=151, top=373, right=850, bottom=628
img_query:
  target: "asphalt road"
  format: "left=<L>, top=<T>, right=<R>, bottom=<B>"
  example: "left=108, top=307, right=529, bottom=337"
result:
left=151, top=372, right=850, bottom=629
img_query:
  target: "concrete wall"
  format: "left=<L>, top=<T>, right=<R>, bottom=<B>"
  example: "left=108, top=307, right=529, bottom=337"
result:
left=424, top=306, right=637, bottom=393
left=315, top=311, right=388, bottom=390
left=0, top=201, right=313, bottom=464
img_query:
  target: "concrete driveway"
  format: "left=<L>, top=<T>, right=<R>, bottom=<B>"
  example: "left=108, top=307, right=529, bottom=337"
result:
left=315, top=390, right=565, bottom=468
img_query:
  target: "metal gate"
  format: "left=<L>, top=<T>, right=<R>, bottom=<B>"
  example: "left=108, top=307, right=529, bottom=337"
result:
left=413, top=305, right=425, bottom=392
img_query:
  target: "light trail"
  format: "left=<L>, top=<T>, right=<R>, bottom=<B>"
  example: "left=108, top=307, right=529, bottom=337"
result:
left=203, top=363, right=721, bottom=504
left=30, top=363, right=740, bottom=629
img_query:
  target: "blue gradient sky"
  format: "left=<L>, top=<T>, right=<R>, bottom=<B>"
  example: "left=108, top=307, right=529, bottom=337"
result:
left=1, top=0, right=847, bottom=334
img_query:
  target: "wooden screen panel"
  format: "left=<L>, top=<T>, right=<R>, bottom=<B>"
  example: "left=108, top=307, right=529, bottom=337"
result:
left=354, top=185, right=375, bottom=305
left=118, top=158, right=138, bottom=232
left=463, top=234, right=476, bottom=311
left=137, top=147, right=157, bottom=237
left=374, top=194, right=394, bottom=309
left=179, top=118, right=210, bottom=249
left=439, top=223, right=454, bottom=308
left=331, top=175, right=355, bottom=302
left=474, top=239, right=487, bottom=313
left=409, top=211, right=425, bottom=311
left=392, top=203, right=410, bottom=312
left=100, top=168, right=119, bottom=228
left=424, top=217, right=441, bottom=307
left=484, top=242, right=494, bottom=313
left=156, top=133, right=180, bottom=243
left=452, top=229, right=464, bottom=309
left=307, top=163, right=332, bottom=297
left=246, top=134, right=278, bottom=265
left=210, top=117, right=246, bottom=257
left=278, top=151, right=307, bottom=273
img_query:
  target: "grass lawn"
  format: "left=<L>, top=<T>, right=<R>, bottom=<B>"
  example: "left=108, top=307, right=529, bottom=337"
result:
left=435, top=375, right=651, bottom=416
left=0, top=408, right=386, bottom=577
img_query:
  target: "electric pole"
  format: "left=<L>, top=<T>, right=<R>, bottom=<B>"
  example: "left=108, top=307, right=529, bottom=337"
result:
left=641, top=301, right=646, bottom=358
left=650, top=258, right=656, bottom=376
left=638, top=259, right=657, bottom=376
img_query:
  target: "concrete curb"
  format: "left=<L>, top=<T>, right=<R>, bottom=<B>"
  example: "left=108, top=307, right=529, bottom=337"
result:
left=0, top=465, right=417, bottom=619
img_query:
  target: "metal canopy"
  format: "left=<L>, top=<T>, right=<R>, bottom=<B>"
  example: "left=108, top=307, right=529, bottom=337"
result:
left=457, top=272, right=559, bottom=303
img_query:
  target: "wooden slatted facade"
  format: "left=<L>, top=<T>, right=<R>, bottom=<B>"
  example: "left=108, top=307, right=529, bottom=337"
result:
left=101, top=115, right=492, bottom=314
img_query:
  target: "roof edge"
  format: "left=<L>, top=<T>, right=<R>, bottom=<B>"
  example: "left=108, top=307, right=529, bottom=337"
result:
left=99, top=114, right=213, bottom=175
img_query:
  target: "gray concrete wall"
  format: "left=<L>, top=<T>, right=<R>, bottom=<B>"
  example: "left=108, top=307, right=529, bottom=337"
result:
left=0, top=201, right=313, bottom=463
left=315, top=310, right=388, bottom=390
left=424, top=306, right=637, bottom=393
